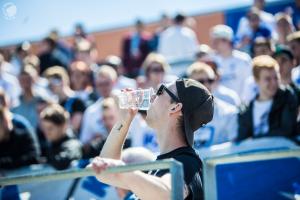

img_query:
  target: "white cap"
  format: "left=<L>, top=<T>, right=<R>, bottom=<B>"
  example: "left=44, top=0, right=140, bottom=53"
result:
left=210, top=24, right=234, bottom=41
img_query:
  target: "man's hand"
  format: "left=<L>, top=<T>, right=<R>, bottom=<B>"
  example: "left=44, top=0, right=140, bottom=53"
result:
left=90, top=156, right=126, bottom=184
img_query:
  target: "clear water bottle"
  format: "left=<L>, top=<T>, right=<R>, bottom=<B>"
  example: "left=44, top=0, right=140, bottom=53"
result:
left=117, top=88, right=154, bottom=110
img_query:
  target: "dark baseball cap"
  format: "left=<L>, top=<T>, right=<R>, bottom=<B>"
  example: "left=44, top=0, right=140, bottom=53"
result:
left=176, top=78, right=214, bottom=146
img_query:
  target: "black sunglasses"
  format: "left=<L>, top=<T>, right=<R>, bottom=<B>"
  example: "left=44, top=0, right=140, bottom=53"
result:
left=156, top=84, right=180, bottom=102
left=197, top=78, right=215, bottom=85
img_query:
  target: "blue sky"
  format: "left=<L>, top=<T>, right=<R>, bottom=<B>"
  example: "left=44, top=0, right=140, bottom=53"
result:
left=0, top=0, right=279, bottom=46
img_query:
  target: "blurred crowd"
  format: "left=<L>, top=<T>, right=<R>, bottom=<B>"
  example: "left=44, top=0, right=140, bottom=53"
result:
left=1, top=0, right=300, bottom=171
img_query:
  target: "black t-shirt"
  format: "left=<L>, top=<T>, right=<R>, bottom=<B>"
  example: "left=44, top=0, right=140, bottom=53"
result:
left=126, top=146, right=203, bottom=200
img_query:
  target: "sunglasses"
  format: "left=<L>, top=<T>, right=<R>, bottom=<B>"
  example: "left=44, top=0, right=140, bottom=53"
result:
left=156, top=84, right=180, bottom=102
left=197, top=78, right=215, bottom=85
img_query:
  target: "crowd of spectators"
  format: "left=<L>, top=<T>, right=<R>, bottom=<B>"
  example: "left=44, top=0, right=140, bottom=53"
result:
left=1, top=0, right=300, bottom=171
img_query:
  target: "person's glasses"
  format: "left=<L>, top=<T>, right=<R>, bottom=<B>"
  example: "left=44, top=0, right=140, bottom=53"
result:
left=197, top=78, right=215, bottom=85
left=156, top=84, right=180, bottom=102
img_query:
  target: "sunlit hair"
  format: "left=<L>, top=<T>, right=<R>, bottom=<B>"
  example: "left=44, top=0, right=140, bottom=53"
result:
left=142, top=53, right=170, bottom=77
left=186, top=62, right=215, bottom=79
left=94, top=65, right=118, bottom=82
left=43, top=66, right=70, bottom=85
left=101, top=97, right=117, bottom=110
left=252, top=55, right=279, bottom=80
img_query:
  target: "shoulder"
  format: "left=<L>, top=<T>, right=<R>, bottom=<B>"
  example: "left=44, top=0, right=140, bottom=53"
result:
left=232, top=50, right=252, bottom=62
left=215, top=98, right=238, bottom=115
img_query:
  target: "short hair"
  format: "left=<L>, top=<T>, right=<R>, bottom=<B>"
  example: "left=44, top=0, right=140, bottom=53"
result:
left=287, top=31, right=300, bottom=43
left=186, top=62, right=216, bottom=79
left=252, top=55, right=279, bottom=80
left=142, top=53, right=170, bottom=76
left=275, top=12, right=293, bottom=25
left=40, top=104, right=69, bottom=126
left=174, top=13, right=186, bottom=24
left=43, top=66, right=70, bottom=85
left=94, top=65, right=118, bottom=82
left=101, top=97, right=117, bottom=110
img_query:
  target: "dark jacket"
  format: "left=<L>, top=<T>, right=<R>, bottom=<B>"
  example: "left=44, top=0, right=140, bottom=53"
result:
left=46, top=130, right=82, bottom=170
left=237, top=87, right=298, bottom=141
left=0, top=114, right=40, bottom=169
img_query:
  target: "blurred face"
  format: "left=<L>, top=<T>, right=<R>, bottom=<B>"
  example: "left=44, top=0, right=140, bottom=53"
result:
left=253, top=44, right=272, bottom=57
left=248, top=14, right=260, bottom=30
left=256, top=68, right=279, bottom=99
left=289, top=40, right=300, bottom=61
left=277, top=19, right=292, bottom=35
left=211, top=38, right=231, bottom=53
left=19, top=74, right=33, bottom=91
left=70, top=68, right=89, bottom=91
left=95, top=75, right=114, bottom=98
left=48, top=77, right=64, bottom=95
left=41, top=120, right=65, bottom=142
left=275, top=54, right=294, bottom=78
left=102, top=107, right=119, bottom=132
left=146, top=83, right=177, bottom=128
left=190, top=72, right=215, bottom=92
left=147, top=62, right=165, bottom=85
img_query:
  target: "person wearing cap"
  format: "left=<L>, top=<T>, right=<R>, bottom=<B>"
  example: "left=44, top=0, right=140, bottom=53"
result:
left=210, top=24, right=252, bottom=95
left=90, top=79, right=214, bottom=200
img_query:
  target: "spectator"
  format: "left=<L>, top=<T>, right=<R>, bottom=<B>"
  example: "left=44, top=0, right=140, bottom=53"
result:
left=288, top=31, right=300, bottom=87
left=0, top=89, right=40, bottom=169
left=70, top=61, right=97, bottom=106
left=122, top=19, right=151, bottom=78
left=11, top=65, right=45, bottom=129
left=137, top=53, right=177, bottom=90
left=0, top=53, right=21, bottom=108
left=40, top=104, right=82, bottom=170
left=80, top=65, right=118, bottom=144
left=187, top=62, right=238, bottom=148
left=44, top=66, right=86, bottom=135
left=211, top=24, right=252, bottom=95
left=158, top=13, right=198, bottom=63
left=236, top=0, right=276, bottom=45
left=104, top=55, right=137, bottom=90
left=236, top=7, right=272, bottom=53
left=38, top=37, right=66, bottom=74
left=275, top=12, right=295, bottom=46
left=238, top=55, right=298, bottom=141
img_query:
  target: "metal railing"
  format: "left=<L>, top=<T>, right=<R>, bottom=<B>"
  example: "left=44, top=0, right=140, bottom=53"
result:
left=0, top=159, right=184, bottom=200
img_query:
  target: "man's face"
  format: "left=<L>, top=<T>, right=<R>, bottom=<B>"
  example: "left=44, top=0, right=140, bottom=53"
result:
left=19, top=74, right=33, bottom=91
left=256, top=68, right=279, bottom=99
left=41, top=120, right=65, bottom=142
left=95, top=75, right=114, bottom=98
left=70, top=68, right=88, bottom=90
left=275, top=54, right=294, bottom=78
left=146, top=83, right=177, bottom=128
left=211, top=38, right=231, bottom=53
left=102, top=107, right=119, bottom=132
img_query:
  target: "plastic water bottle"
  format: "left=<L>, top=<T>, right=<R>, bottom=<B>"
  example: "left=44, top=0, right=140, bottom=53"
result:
left=117, top=88, right=154, bottom=110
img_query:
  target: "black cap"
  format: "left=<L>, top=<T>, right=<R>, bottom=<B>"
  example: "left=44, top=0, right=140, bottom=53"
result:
left=176, top=78, right=214, bottom=146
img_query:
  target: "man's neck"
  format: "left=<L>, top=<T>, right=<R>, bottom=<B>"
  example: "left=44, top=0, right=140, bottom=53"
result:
left=155, top=124, right=188, bottom=154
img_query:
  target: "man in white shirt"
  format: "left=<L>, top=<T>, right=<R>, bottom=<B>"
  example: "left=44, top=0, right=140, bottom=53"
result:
left=80, top=65, right=118, bottom=144
left=236, top=0, right=276, bottom=42
left=158, top=13, right=199, bottom=63
left=211, top=24, right=252, bottom=94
